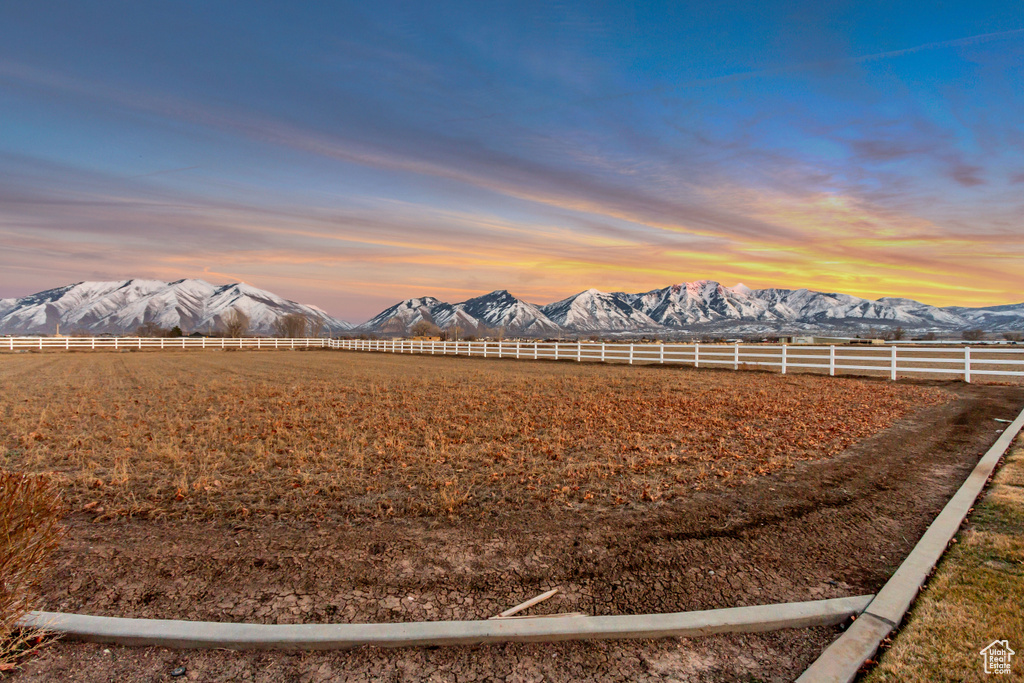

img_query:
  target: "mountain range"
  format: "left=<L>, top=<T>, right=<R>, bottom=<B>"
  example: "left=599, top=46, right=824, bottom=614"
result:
left=355, top=281, right=1024, bottom=337
left=0, top=279, right=353, bottom=336
left=1, top=278, right=1021, bottom=337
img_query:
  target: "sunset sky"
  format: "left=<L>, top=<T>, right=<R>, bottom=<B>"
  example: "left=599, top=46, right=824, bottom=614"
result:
left=1, top=2, right=1022, bottom=322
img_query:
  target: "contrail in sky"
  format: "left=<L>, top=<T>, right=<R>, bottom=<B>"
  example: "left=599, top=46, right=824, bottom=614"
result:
left=444, top=27, right=1024, bottom=124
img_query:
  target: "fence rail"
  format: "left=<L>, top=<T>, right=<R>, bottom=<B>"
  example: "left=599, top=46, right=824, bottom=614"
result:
left=6, top=336, right=1023, bottom=382
left=327, top=338, right=1024, bottom=383
left=2, top=336, right=329, bottom=351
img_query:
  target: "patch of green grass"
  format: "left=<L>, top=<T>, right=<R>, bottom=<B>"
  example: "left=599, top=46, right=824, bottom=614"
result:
left=862, top=442, right=1024, bottom=683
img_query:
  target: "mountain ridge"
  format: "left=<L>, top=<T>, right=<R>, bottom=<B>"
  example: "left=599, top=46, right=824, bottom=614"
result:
left=3, top=279, right=1021, bottom=337
left=356, top=282, right=1024, bottom=336
left=0, top=279, right=353, bottom=335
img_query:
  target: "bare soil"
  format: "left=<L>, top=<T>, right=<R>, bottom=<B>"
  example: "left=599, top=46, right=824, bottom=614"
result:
left=0, top=351, right=948, bottom=519
left=8, top=360, right=1023, bottom=681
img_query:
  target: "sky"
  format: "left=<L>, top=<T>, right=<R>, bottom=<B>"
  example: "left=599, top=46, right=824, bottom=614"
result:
left=1, top=1, right=1023, bottom=322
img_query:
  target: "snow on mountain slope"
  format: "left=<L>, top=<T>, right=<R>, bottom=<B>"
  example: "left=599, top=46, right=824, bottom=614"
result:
left=359, top=296, right=455, bottom=333
left=0, top=280, right=352, bottom=335
left=8, top=278, right=1018, bottom=338
left=360, top=282, right=1021, bottom=336
left=752, top=288, right=970, bottom=327
left=632, top=280, right=782, bottom=326
left=455, top=290, right=561, bottom=335
left=541, top=288, right=659, bottom=332
left=946, top=303, right=1024, bottom=331
left=0, top=298, right=19, bottom=318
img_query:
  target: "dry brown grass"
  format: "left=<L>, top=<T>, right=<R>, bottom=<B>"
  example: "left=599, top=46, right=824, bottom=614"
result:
left=0, top=350, right=950, bottom=520
left=0, top=472, right=64, bottom=674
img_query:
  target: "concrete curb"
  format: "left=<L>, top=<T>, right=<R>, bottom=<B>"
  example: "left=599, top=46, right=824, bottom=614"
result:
left=19, top=595, right=871, bottom=651
left=797, top=406, right=1024, bottom=683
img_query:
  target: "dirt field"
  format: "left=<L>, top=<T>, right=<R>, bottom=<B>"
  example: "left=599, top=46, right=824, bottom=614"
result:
left=4, top=350, right=1024, bottom=681
left=0, top=350, right=949, bottom=520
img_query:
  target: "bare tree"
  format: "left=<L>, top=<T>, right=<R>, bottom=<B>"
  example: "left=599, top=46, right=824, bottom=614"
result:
left=273, top=313, right=309, bottom=338
left=135, top=321, right=167, bottom=337
left=1003, top=331, right=1023, bottom=342
left=221, top=309, right=250, bottom=338
left=889, top=326, right=905, bottom=341
left=308, top=314, right=326, bottom=338
left=962, top=328, right=986, bottom=341
left=410, top=320, right=441, bottom=338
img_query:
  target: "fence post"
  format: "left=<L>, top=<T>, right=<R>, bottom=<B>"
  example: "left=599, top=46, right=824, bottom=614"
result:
left=781, top=344, right=787, bottom=374
left=114, top=337, right=118, bottom=350
left=660, top=343, right=664, bottom=364
left=829, top=345, right=835, bottom=376
left=629, top=343, right=634, bottom=365
left=534, top=342, right=538, bottom=360
left=516, top=341, right=520, bottom=359
left=601, top=342, right=606, bottom=362
left=733, top=343, right=739, bottom=370
left=91, top=337, right=95, bottom=350
left=890, top=345, right=898, bottom=381
left=577, top=341, right=582, bottom=362
left=965, top=346, right=972, bottom=383
left=694, top=342, right=699, bottom=368
left=554, top=342, right=559, bottom=361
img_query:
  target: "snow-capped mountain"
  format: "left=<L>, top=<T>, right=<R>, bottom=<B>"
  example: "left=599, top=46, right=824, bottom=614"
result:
left=0, top=279, right=353, bottom=336
left=360, top=290, right=559, bottom=335
left=751, top=288, right=966, bottom=327
left=360, top=296, right=452, bottom=333
left=7, top=278, right=1021, bottom=338
left=356, top=281, right=1023, bottom=337
left=631, top=281, right=781, bottom=326
left=455, top=290, right=561, bottom=335
left=945, top=303, right=1024, bottom=332
left=540, top=288, right=660, bottom=332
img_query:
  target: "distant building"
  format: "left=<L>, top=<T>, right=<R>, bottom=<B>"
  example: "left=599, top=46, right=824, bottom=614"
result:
left=783, top=336, right=885, bottom=345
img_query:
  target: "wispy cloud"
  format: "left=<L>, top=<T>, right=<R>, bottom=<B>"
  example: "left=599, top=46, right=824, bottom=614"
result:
left=1, top=6, right=1022, bottom=315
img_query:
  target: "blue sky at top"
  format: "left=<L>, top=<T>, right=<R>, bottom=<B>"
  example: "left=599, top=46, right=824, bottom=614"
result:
left=1, top=1, right=1022, bottom=320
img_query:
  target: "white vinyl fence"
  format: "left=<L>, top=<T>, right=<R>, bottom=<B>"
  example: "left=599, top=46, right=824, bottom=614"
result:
left=6, top=336, right=1023, bottom=383
left=328, top=338, right=1024, bottom=383
left=2, top=336, right=329, bottom=351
